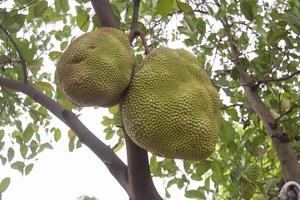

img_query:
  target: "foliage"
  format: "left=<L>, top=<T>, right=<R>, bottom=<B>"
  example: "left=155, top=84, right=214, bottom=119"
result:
left=0, top=0, right=300, bottom=199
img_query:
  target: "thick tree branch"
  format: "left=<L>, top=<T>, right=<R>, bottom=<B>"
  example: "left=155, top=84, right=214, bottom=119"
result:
left=92, top=1, right=161, bottom=199
left=219, top=16, right=300, bottom=182
left=0, top=76, right=130, bottom=195
left=123, top=133, right=162, bottom=200
left=0, top=25, right=28, bottom=83
left=90, top=0, right=119, bottom=28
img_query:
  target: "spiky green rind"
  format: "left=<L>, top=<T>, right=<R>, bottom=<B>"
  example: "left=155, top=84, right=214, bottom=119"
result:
left=57, top=27, right=135, bottom=107
left=121, top=47, right=221, bottom=160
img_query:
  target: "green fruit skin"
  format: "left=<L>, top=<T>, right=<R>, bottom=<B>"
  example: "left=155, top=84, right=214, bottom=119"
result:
left=57, top=27, right=135, bottom=107
left=121, top=47, right=221, bottom=160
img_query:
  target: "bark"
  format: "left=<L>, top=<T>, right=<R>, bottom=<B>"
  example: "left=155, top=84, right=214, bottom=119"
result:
left=92, top=0, right=162, bottom=199
left=124, top=134, right=163, bottom=200
left=90, top=0, right=119, bottom=28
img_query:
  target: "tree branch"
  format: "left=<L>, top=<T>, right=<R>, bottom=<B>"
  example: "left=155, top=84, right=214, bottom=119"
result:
left=91, top=1, right=160, bottom=199
left=123, top=133, right=162, bottom=200
left=256, top=70, right=300, bottom=86
left=133, top=30, right=149, bottom=55
left=218, top=15, right=300, bottom=182
left=274, top=105, right=300, bottom=127
left=221, top=103, right=244, bottom=110
left=127, top=0, right=149, bottom=55
left=128, top=0, right=140, bottom=44
left=0, top=76, right=130, bottom=195
left=0, top=25, right=28, bottom=84
left=90, top=0, right=119, bottom=28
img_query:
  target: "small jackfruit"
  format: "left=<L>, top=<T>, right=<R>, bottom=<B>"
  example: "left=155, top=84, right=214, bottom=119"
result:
left=121, top=47, right=221, bottom=160
left=57, top=27, right=135, bottom=107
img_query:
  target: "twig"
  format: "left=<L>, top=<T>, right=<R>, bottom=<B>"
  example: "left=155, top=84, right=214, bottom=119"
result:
left=128, top=0, right=140, bottom=44
left=0, top=25, right=28, bottom=83
left=10, top=0, right=39, bottom=12
left=221, top=103, right=244, bottom=110
left=133, top=30, right=149, bottom=55
left=273, top=105, right=300, bottom=128
left=6, top=101, right=23, bottom=132
left=256, top=70, right=300, bottom=86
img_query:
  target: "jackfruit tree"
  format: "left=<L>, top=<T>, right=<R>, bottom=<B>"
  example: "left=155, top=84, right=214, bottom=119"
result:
left=1, top=0, right=300, bottom=200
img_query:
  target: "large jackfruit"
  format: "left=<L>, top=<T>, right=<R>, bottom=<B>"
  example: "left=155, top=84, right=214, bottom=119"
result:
left=57, top=27, right=135, bottom=107
left=121, top=47, right=221, bottom=160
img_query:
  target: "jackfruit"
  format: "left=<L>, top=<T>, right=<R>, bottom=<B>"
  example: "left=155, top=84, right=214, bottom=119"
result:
left=121, top=47, right=221, bottom=160
left=57, top=27, right=135, bottom=107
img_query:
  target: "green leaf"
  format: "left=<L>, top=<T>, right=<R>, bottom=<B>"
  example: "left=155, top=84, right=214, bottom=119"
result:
left=60, top=41, right=68, bottom=51
left=167, top=178, right=178, bottom=188
left=185, top=189, right=205, bottom=199
left=104, top=127, right=115, bottom=140
left=27, top=58, right=43, bottom=70
left=68, top=129, right=76, bottom=152
left=150, top=155, right=162, bottom=176
left=226, top=108, right=239, bottom=122
left=76, top=6, right=90, bottom=32
left=156, top=0, right=176, bottom=18
left=0, top=177, right=10, bottom=193
left=33, top=1, right=48, bottom=17
left=0, top=130, right=4, bottom=141
left=211, top=161, right=224, bottom=183
left=11, top=161, right=25, bottom=174
left=25, top=163, right=34, bottom=175
left=20, top=143, right=28, bottom=158
left=54, top=129, right=61, bottom=142
left=7, top=147, right=14, bottom=162
left=267, top=29, right=284, bottom=45
left=30, top=140, right=38, bottom=153
left=49, top=51, right=61, bottom=61
left=101, top=116, right=114, bottom=126
left=219, top=119, right=236, bottom=143
left=92, top=14, right=101, bottom=27
left=23, top=123, right=35, bottom=143
left=177, top=2, right=193, bottom=14
left=33, top=81, right=54, bottom=93
left=108, top=105, right=119, bottom=115
left=240, top=0, right=257, bottom=21
left=16, top=39, right=37, bottom=61
left=112, top=139, right=124, bottom=152
left=56, top=0, right=69, bottom=12
left=0, top=142, right=4, bottom=150
left=195, top=161, right=211, bottom=176
left=161, top=159, right=178, bottom=175
left=0, top=155, right=7, bottom=165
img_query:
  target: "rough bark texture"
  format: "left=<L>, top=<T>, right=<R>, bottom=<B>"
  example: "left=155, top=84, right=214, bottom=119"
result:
left=90, top=0, right=119, bottom=28
left=92, top=0, right=162, bottom=199
left=124, top=134, right=163, bottom=200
